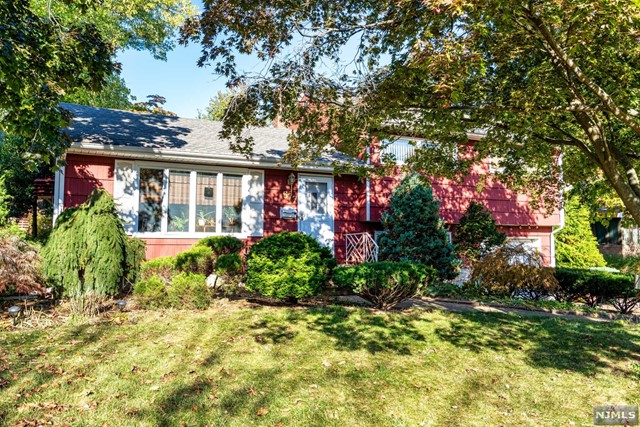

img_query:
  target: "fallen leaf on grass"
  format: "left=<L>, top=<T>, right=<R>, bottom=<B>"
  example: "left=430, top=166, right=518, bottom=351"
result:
left=149, top=385, right=160, bottom=391
left=256, top=407, right=269, bottom=416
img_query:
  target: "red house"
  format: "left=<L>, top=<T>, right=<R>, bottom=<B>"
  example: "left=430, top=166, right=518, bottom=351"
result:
left=52, top=103, right=563, bottom=266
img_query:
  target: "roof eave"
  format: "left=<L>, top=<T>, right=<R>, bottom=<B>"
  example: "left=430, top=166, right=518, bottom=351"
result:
left=67, top=142, right=338, bottom=172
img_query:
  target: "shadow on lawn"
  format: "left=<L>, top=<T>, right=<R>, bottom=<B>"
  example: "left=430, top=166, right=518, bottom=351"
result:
left=434, top=311, right=640, bottom=375
left=254, top=305, right=426, bottom=355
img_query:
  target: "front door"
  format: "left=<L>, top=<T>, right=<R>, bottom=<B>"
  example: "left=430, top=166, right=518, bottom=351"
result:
left=298, top=175, right=334, bottom=252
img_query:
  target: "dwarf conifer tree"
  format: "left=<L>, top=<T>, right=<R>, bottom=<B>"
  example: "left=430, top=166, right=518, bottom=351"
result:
left=42, top=189, right=133, bottom=314
left=379, top=174, right=459, bottom=279
left=455, top=202, right=506, bottom=265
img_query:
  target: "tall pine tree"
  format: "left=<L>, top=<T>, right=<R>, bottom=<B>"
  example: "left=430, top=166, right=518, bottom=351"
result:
left=379, top=174, right=459, bottom=279
left=455, top=202, right=506, bottom=265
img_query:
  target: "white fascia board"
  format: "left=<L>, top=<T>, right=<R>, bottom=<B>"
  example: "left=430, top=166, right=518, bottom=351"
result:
left=67, top=142, right=337, bottom=173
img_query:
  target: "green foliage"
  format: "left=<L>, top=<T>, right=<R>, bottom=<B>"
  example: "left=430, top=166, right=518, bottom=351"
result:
left=41, top=190, right=132, bottom=312
left=554, top=268, right=639, bottom=313
left=175, top=246, right=214, bottom=275
left=0, top=1, right=116, bottom=166
left=471, top=245, right=559, bottom=300
left=168, top=272, right=212, bottom=309
left=455, top=202, right=506, bottom=264
left=0, top=175, right=10, bottom=225
left=246, top=232, right=335, bottom=302
left=131, top=95, right=177, bottom=116
left=333, top=261, right=437, bottom=310
left=196, top=235, right=244, bottom=255
left=140, top=256, right=177, bottom=282
left=2, top=0, right=195, bottom=168
left=215, top=253, right=243, bottom=276
left=63, top=74, right=133, bottom=110
left=134, top=272, right=211, bottom=310
left=555, top=196, right=606, bottom=269
left=0, top=135, right=41, bottom=218
left=133, top=275, right=167, bottom=309
left=198, top=90, right=233, bottom=121
left=379, top=174, right=459, bottom=279
left=124, top=238, right=147, bottom=285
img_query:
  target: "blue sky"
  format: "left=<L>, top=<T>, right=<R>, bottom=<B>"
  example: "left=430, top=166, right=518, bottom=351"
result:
left=117, top=43, right=261, bottom=119
left=116, top=0, right=264, bottom=119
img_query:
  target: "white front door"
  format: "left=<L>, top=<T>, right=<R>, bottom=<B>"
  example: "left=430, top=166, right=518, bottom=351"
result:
left=298, top=175, right=334, bottom=252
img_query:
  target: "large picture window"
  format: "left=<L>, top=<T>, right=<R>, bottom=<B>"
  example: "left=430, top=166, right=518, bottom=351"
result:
left=168, top=171, right=190, bottom=232
left=138, top=168, right=164, bottom=233
left=222, top=175, right=242, bottom=233
left=196, top=173, right=217, bottom=232
left=135, top=166, right=247, bottom=235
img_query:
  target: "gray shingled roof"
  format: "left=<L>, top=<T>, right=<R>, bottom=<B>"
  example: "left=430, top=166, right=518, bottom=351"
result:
left=61, top=103, right=298, bottom=162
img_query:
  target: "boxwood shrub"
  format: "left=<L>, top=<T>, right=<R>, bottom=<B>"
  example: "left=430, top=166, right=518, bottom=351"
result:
left=333, top=261, right=437, bottom=310
left=246, top=231, right=335, bottom=303
left=175, top=246, right=214, bottom=275
left=215, top=253, right=243, bottom=276
left=554, top=267, right=639, bottom=313
left=140, top=256, right=176, bottom=282
left=134, top=272, right=211, bottom=309
left=196, top=236, right=244, bottom=255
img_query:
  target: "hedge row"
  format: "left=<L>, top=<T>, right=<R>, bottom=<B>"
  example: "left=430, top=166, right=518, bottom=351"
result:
left=554, top=268, right=639, bottom=314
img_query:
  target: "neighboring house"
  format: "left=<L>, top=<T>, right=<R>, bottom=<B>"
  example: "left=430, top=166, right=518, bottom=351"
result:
left=52, top=103, right=562, bottom=265
left=592, top=217, right=640, bottom=256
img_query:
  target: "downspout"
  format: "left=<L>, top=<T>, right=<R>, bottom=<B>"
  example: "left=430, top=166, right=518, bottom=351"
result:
left=550, top=154, right=565, bottom=268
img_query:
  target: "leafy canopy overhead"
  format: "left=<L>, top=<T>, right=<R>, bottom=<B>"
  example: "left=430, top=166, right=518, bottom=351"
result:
left=183, top=0, right=640, bottom=223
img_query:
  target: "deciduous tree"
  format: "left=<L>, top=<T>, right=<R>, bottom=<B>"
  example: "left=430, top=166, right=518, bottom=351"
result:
left=182, top=0, right=640, bottom=224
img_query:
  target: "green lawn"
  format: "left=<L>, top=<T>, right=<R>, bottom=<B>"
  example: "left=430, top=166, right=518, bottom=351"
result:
left=1, top=301, right=639, bottom=426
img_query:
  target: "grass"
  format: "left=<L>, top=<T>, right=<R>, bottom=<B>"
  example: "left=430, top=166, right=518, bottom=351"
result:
left=1, top=301, right=639, bottom=426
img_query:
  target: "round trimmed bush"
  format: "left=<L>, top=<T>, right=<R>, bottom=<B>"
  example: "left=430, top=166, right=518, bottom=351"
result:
left=140, top=256, right=176, bottom=282
left=175, top=246, right=214, bottom=275
left=196, top=236, right=244, bottom=255
left=333, top=261, right=437, bottom=310
left=246, top=231, right=335, bottom=303
left=134, top=275, right=166, bottom=308
left=215, top=253, right=243, bottom=276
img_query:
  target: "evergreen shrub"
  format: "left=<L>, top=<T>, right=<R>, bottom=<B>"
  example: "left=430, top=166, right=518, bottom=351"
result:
left=175, top=246, right=214, bottom=275
left=333, top=261, right=437, bottom=310
left=42, top=189, right=138, bottom=315
left=196, top=235, right=244, bottom=255
left=379, top=174, right=459, bottom=279
left=246, top=231, right=335, bottom=303
left=140, top=256, right=176, bottom=282
left=455, top=202, right=506, bottom=264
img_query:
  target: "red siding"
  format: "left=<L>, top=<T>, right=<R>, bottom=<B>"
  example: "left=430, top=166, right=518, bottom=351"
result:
left=62, top=153, right=559, bottom=265
left=333, top=175, right=369, bottom=263
left=63, top=154, right=115, bottom=207
left=262, top=169, right=299, bottom=234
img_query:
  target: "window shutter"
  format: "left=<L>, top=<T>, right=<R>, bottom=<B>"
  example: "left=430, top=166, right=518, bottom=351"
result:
left=114, top=161, right=138, bottom=234
left=242, top=171, right=264, bottom=237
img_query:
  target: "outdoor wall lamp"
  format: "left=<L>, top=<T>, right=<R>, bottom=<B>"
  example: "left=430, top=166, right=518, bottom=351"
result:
left=285, top=172, right=296, bottom=201
left=116, top=300, right=127, bottom=312
left=7, top=306, right=20, bottom=325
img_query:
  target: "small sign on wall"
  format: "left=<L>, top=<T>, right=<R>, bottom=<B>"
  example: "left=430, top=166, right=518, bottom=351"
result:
left=280, top=206, right=297, bottom=219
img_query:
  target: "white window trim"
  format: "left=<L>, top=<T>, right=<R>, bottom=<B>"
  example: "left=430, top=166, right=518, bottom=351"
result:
left=382, top=136, right=459, bottom=166
left=122, top=160, right=256, bottom=239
